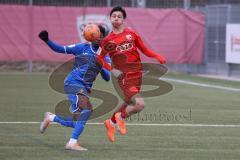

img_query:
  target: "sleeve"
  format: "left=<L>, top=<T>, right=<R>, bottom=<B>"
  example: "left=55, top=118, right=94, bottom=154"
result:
left=135, top=32, right=166, bottom=64
left=96, top=40, right=112, bottom=71
left=104, top=54, right=111, bottom=65
left=100, top=68, right=110, bottom=81
left=46, top=40, right=82, bottom=55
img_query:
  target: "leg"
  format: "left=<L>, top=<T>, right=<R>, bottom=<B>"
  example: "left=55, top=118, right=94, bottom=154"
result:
left=114, top=75, right=143, bottom=135
left=114, top=94, right=144, bottom=135
left=71, top=94, right=93, bottom=138
left=39, top=93, right=80, bottom=133
left=53, top=115, right=75, bottom=128
left=54, top=88, right=92, bottom=128
left=119, top=73, right=143, bottom=118
left=109, top=74, right=141, bottom=124
left=105, top=101, right=128, bottom=142
left=123, top=94, right=145, bottom=118
left=66, top=94, right=92, bottom=151
left=110, top=102, right=127, bottom=123
left=53, top=93, right=79, bottom=128
left=105, top=74, right=143, bottom=141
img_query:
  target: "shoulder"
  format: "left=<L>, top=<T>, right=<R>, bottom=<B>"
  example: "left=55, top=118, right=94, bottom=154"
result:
left=125, top=27, right=138, bottom=35
left=123, top=27, right=141, bottom=42
left=124, top=27, right=140, bottom=39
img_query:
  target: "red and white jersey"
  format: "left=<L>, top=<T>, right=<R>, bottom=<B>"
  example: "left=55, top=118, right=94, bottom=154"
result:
left=98, top=27, right=166, bottom=70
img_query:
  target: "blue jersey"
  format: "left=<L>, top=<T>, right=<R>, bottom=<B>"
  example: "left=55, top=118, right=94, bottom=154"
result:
left=47, top=40, right=110, bottom=93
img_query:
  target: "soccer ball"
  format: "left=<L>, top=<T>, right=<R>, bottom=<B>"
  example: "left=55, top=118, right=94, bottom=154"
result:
left=83, top=23, right=101, bottom=42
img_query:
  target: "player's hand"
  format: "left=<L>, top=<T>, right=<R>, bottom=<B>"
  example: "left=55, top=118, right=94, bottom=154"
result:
left=156, top=55, right=166, bottom=64
left=159, top=58, right=166, bottom=64
left=111, top=68, right=123, bottom=79
left=38, top=30, right=49, bottom=42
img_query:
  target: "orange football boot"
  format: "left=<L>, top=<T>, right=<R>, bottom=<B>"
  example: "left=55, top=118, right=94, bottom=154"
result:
left=104, top=119, right=116, bottom=142
left=115, top=112, right=127, bottom=135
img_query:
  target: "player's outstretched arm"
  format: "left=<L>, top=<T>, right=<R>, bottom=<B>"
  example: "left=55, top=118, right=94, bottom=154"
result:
left=38, top=30, right=76, bottom=54
left=135, top=33, right=166, bottom=64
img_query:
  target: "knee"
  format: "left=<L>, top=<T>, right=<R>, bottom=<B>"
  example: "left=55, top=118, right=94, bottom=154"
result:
left=134, top=100, right=145, bottom=113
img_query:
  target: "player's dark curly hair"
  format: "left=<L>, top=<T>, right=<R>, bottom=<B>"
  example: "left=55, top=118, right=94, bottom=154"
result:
left=98, top=25, right=109, bottom=37
left=110, top=6, right=127, bottom=19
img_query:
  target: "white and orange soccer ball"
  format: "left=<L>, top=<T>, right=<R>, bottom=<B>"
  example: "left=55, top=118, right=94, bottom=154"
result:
left=83, top=23, right=101, bottom=42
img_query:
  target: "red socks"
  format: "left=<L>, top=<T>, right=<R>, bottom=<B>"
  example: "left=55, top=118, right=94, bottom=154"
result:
left=110, top=108, right=127, bottom=123
left=110, top=112, right=117, bottom=123
left=110, top=105, right=128, bottom=123
left=120, top=107, right=127, bottom=119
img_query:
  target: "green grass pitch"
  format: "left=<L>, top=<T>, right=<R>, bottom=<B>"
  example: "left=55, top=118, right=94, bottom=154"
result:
left=0, top=72, right=240, bottom=160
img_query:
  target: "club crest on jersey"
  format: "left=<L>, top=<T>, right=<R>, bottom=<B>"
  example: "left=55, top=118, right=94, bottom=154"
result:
left=126, top=34, right=132, bottom=41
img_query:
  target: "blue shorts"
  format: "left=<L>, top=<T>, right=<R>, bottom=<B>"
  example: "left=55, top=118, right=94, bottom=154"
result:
left=64, top=84, right=89, bottom=113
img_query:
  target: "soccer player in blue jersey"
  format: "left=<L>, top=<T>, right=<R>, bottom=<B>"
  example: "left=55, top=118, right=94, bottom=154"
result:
left=38, top=25, right=110, bottom=151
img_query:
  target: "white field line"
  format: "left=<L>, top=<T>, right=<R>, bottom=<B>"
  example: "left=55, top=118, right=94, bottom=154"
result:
left=161, top=77, right=240, bottom=92
left=1, top=122, right=240, bottom=127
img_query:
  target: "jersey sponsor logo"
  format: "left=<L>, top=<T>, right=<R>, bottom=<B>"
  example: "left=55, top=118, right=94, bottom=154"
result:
left=116, top=41, right=133, bottom=52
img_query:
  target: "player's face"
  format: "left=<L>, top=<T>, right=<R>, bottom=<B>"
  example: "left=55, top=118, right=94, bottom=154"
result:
left=110, top=11, right=124, bottom=28
left=92, top=32, right=104, bottom=47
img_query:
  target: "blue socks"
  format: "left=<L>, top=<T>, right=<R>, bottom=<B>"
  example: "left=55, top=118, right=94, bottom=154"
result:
left=71, top=109, right=92, bottom=140
left=53, top=109, right=92, bottom=140
left=53, top=115, right=75, bottom=128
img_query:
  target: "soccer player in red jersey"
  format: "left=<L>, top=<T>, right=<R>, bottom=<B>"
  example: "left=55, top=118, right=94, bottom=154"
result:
left=98, top=6, right=166, bottom=142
